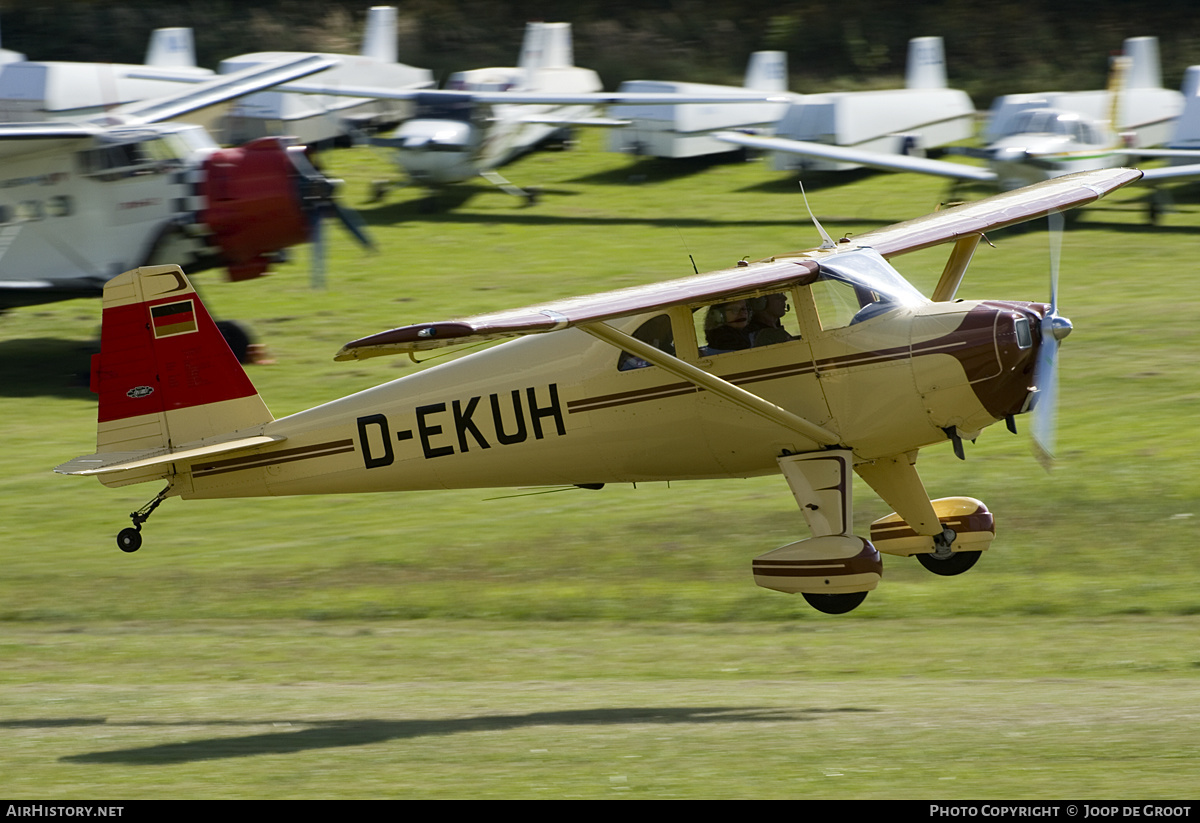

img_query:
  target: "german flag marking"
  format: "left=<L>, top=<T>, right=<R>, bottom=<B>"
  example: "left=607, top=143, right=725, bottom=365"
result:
left=150, top=300, right=198, bottom=338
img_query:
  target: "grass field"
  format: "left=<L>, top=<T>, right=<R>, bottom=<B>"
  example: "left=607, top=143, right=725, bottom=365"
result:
left=1, top=131, right=1198, bottom=798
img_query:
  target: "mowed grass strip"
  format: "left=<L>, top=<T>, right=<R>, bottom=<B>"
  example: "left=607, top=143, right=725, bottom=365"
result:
left=0, top=618, right=1197, bottom=799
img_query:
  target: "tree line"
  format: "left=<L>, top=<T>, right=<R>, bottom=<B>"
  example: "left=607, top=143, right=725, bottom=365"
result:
left=4, top=0, right=1200, bottom=105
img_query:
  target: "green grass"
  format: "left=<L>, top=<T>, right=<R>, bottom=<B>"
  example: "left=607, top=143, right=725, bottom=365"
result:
left=1, top=618, right=1198, bottom=799
left=2, top=133, right=1199, bottom=797
left=4, top=133, right=1198, bottom=621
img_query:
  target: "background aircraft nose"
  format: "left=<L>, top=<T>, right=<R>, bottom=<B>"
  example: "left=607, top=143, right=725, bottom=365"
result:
left=200, top=137, right=373, bottom=285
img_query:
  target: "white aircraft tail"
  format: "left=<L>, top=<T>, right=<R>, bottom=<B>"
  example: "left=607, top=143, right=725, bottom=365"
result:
left=519, top=21, right=575, bottom=72
left=361, top=5, right=398, bottom=64
left=1123, top=36, right=1162, bottom=89
left=1169, top=65, right=1200, bottom=149
left=84, top=266, right=273, bottom=483
left=144, top=28, right=197, bottom=68
left=743, top=51, right=788, bottom=92
left=905, top=36, right=948, bottom=90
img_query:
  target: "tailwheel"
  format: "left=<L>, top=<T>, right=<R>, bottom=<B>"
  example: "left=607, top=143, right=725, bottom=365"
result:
left=916, top=550, right=981, bottom=576
left=117, top=528, right=142, bottom=553
left=802, top=591, right=869, bottom=615
left=116, top=484, right=170, bottom=553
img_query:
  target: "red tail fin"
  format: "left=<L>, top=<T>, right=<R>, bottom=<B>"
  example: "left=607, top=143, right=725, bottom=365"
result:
left=91, top=265, right=272, bottom=456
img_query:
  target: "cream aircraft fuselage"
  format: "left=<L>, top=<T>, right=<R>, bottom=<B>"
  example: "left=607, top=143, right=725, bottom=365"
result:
left=60, top=168, right=1142, bottom=614
left=174, top=251, right=1037, bottom=502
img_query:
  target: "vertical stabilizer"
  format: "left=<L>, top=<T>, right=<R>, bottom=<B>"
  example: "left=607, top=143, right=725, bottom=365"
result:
left=539, top=22, right=575, bottom=68
left=518, top=21, right=548, bottom=73
left=1123, top=36, right=1162, bottom=89
left=361, top=6, right=398, bottom=64
left=744, top=51, right=788, bottom=92
left=144, top=28, right=197, bottom=68
left=905, top=36, right=947, bottom=90
left=91, top=265, right=273, bottom=461
left=1169, top=66, right=1200, bottom=148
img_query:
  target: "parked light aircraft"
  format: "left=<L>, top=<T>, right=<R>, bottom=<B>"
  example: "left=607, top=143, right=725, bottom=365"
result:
left=985, top=37, right=1181, bottom=148
left=716, top=43, right=1200, bottom=220
left=609, top=37, right=974, bottom=165
left=217, top=5, right=434, bottom=147
left=0, top=27, right=213, bottom=122
left=56, top=168, right=1140, bottom=614
left=766, top=37, right=976, bottom=172
left=606, top=50, right=797, bottom=159
left=286, top=22, right=786, bottom=206
left=0, top=55, right=372, bottom=327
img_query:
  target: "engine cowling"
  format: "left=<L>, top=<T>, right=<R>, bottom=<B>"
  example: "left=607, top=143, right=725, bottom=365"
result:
left=198, top=138, right=316, bottom=281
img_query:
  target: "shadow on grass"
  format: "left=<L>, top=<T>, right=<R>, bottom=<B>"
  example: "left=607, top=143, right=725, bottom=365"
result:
left=60, top=705, right=876, bottom=765
left=0, top=337, right=96, bottom=399
left=569, top=151, right=753, bottom=186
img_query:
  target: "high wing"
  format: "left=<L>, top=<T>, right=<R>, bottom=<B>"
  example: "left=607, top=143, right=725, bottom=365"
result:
left=335, top=167, right=1142, bottom=361
left=1136, top=161, right=1200, bottom=183
left=0, top=56, right=338, bottom=152
left=101, top=54, right=339, bottom=127
left=0, top=56, right=337, bottom=159
left=335, top=257, right=822, bottom=358
left=268, top=80, right=787, bottom=108
left=713, top=130, right=998, bottom=182
left=846, top=167, right=1141, bottom=257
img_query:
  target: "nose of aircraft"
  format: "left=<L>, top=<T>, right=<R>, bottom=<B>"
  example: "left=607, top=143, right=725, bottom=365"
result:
left=199, top=137, right=373, bottom=282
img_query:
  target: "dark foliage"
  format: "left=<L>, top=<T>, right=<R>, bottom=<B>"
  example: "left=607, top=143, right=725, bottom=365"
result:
left=3, top=0, right=1199, bottom=105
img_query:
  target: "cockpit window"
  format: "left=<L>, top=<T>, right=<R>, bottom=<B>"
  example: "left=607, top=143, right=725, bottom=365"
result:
left=77, top=132, right=188, bottom=180
left=692, top=292, right=801, bottom=357
left=412, top=92, right=477, bottom=122
left=617, top=314, right=675, bottom=371
left=809, top=249, right=928, bottom=330
left=1008, top=108, right=1100, bottom=143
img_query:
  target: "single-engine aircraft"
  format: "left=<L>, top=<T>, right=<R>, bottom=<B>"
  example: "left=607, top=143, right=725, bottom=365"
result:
left=216, top=5, right=434, bottom=148
left=57, top=167, right=1140, bottom=615
left=283, top=22, right=786, bottom=207
left=609, top=37, right=974, bottom=165
left=716, top=49, right=1200, bottom=221
left=0, top=27, right=213, bottom=122
left=0, top=54, right=373, bottom=325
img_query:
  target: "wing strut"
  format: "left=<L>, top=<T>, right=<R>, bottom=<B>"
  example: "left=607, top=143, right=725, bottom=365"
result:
left=931, top=234, right=983, bottom=302
left=580, top=321, right=841, bottom=447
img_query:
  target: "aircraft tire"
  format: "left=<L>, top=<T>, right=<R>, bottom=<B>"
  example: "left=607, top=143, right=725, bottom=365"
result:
left=117, top=528, right=142, bottom=553
left=801, top=591, right=868, bottom=615
left=916, top=550, right=981, bottom=576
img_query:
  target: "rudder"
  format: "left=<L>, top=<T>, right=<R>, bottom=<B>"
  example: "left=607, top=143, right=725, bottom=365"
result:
left=91, top=265, right=273, bottom=475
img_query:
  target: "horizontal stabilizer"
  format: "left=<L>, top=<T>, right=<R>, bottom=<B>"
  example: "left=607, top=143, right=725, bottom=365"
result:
left=56, top=434, right=285, bottom=476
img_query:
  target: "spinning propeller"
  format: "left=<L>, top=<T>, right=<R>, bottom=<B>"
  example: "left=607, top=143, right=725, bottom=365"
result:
left=1030, top=210, right=1071, bottom=467
left=287, top=147, right=376, bottom=288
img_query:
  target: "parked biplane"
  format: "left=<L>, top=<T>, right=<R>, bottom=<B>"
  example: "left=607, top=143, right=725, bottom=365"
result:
left=0, top=54, right=372, bottom=328
left=57, top=167, right=1141, bottom=614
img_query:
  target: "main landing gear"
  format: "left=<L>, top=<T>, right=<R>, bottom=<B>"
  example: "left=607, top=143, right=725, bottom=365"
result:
left=116, top=485, right=171, bottom=553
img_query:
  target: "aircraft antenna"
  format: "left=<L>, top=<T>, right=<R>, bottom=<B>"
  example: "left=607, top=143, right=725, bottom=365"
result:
left=675, top=226, right=699, bottom=274
left=798, top=180, right=836, bottom=249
